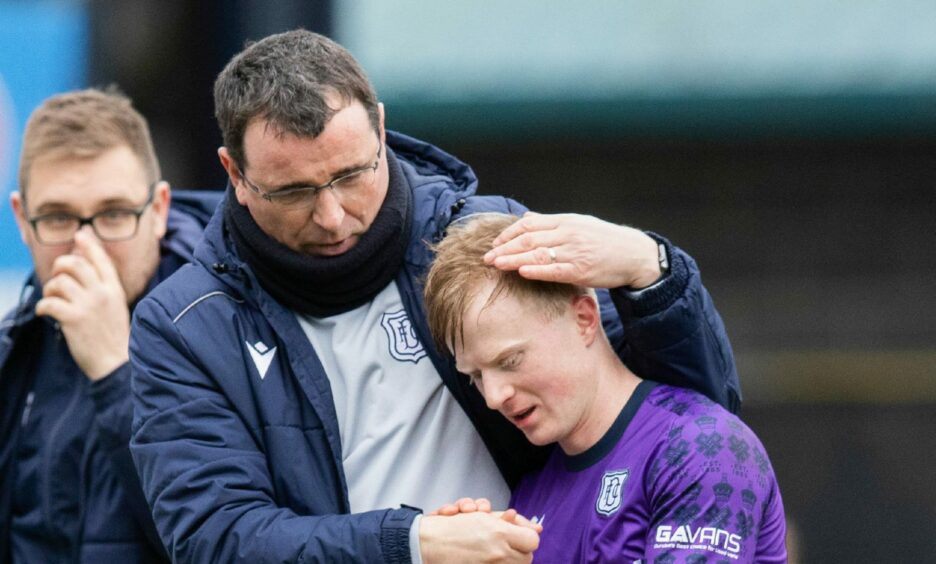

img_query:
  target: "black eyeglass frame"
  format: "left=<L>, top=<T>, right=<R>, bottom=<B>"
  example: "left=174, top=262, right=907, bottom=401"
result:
left=25, top=182, right=158, bottom=245
left=236, top=137, right=382, bottom=205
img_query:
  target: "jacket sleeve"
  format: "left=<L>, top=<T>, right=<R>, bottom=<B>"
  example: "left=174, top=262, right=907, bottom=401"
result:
left=88, top=363, right=168, bottom=558
left=129, top=297, right=417, bottom=563
left=602, top=233, right=741, bottom=413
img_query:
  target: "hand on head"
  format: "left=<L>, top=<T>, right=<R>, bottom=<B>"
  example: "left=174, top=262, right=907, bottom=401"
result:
left=484, top=211, right=663, bottom=290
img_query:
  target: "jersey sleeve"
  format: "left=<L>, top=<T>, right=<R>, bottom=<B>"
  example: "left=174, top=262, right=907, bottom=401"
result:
left=642, top=405, right=787, bottom=563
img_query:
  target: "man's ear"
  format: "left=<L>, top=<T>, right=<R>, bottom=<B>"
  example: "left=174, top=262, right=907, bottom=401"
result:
left=10, top=192, right=31, bottom=245
left=571, top=294, right=601, bottom=347
left=218, top=147, right=248, bottom=206
left=150, top=181, right=171, bottom=240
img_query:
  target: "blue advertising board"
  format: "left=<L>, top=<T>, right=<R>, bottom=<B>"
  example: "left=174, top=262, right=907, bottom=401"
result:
left=0, top=1, right=88, bottom=309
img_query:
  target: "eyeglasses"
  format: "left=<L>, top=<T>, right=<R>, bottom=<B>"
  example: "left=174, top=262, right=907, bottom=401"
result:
left=237, top=138, right=382, bottom=209
left=26, top=183, right=157, bottom=245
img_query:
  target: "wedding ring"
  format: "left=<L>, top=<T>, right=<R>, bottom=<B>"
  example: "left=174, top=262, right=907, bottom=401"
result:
left=547, top=247, right=557, bottom=263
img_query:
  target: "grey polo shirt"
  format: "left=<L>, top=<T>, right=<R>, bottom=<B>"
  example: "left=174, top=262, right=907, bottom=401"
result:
left=296, top=281, right=509, bottom=517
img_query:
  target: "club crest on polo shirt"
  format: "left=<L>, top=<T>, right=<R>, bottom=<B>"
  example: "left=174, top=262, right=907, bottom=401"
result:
left=596, top=469, right=629, bottom=516
left=380, top=309, right=427, bottom=363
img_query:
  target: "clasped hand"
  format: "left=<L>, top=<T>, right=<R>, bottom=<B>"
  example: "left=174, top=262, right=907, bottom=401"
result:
left=420, top=497, right=542, bottom=563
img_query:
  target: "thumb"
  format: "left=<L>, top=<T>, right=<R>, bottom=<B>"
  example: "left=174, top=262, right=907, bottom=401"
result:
left=503, top=520, right=540, bottom=553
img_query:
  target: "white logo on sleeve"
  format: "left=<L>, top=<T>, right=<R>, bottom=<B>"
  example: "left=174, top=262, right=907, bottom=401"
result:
left=247, top=341, right=277, bottom=380
left=653, top=525, right=741, bottom=557
left=596, top=469, right=629, bottom=516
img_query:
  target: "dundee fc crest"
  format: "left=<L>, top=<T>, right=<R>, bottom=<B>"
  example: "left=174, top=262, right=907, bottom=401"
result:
left=381, top=310, right=427, bottom=363
left=596, top=469, right=629, bottom=516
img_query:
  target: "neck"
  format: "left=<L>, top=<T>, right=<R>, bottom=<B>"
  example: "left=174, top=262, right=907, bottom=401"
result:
left=560, top=350, right=641, bottom=455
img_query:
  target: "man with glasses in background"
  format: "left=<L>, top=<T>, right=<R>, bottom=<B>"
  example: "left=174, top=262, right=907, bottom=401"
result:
left=0, top=88, right=218, bottom=563
left=129, top=30, right=741, bottom=563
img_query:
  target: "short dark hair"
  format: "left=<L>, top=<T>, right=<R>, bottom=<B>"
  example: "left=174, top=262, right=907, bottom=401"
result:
left=19, top=87, right=160, bottom=197
left=214, top=29, right=380, bottom=169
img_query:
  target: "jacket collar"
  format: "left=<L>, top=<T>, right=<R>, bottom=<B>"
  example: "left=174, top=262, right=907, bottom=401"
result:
left=0, top=276, right=41, bottom=336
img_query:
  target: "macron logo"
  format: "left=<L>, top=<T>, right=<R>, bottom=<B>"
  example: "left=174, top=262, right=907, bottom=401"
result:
left=247, top=341, right=276, bottom=380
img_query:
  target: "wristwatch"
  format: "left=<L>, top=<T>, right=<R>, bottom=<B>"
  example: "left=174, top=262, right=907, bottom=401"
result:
left=657, top=242, right=670, bottom=276
left=624, top=241, right=670, bottom=298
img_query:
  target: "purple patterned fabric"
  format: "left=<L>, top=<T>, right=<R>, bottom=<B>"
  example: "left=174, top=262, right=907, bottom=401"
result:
left=511, top=383, right=787, bottom=563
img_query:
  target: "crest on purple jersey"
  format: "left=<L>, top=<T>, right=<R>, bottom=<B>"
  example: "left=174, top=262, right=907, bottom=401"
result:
left=596, top=469, right=629, bottom=516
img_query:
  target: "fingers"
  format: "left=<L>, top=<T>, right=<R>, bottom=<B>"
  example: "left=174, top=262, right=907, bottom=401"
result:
left=44, top=237, right=126, bottom=313
left=49, top=254, right=99, bottom=289
left=47, top=230, right=121, bottom=290
left=485, top=212, right=563, bottom=264
left=496, top=509, right=544, bottom=533
left=35, top=296, right=73, bottom=322
left=503, top=519, right=541, bottom=554
left=490, top=212, right=557, bottom=248
left=485, top=233, right=564, bottom=268
left=41, top=272, right=83, bottom=302
left=495, top=509, right=517, bottom=521
left=73, top=230, right=121, bottom=286
left=484, top=211, right=655, bottom=289
left=516, top=262, right=578, bottom=283
left=488, top=245, right=561, bottom=271
left=37, top=273, right=85, bottom=323
left=454, top=497, right=478, bottom=513
left=432, top=497, right=493, bottom=516
left=431, top=504, right=460, bottom=516
left=510, top=511, right=544, bottom=534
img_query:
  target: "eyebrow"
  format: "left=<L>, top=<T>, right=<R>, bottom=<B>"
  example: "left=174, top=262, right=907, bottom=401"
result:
left=457, top=342, right=525, bottom=374
left=264, top=160, right=372, bottom=193
left=257, top=137, right=380, bottom=193
left=33, top=197, right=140, bottom=215
left=488, top=343, right=525, bottom=366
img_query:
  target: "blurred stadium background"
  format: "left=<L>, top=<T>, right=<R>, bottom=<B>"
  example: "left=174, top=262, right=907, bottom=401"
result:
left=1, top=2, right=934, bottom=561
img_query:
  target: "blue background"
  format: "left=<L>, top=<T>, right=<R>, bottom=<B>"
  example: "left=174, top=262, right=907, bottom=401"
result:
left=0, top=1, right=88, bottom=307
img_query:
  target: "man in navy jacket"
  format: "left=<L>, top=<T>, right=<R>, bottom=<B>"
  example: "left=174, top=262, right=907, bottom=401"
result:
left=129, top=30, right=741, bottom=563
left=0, top=89, right=220, bottom=563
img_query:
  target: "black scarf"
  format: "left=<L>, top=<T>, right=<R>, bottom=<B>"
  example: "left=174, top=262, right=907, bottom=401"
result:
left=225, top=148, right=413, bottom=317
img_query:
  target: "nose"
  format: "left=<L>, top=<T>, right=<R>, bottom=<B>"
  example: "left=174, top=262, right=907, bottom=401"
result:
left=481, top=374, right=515, bottom=412
left=77, top=222, right=99, bottom=241
left=67, top=224, right=99, bottom=252
left=312, top=188, right=346, bottom=232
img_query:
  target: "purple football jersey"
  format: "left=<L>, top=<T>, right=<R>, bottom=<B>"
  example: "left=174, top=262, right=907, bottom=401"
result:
left=511, top=382, right=787, bottom=563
